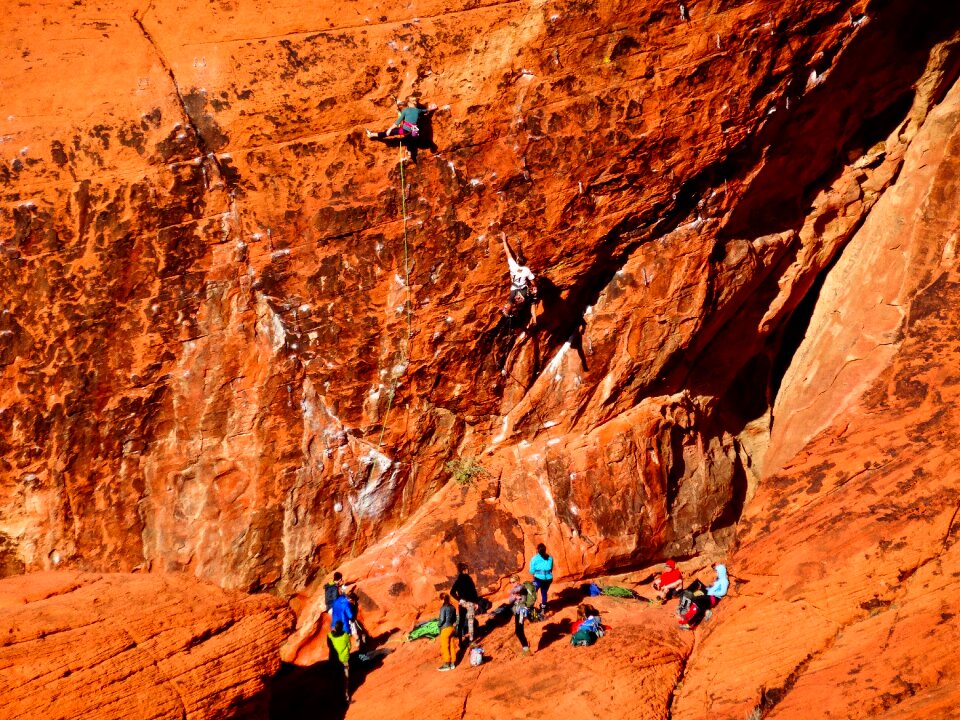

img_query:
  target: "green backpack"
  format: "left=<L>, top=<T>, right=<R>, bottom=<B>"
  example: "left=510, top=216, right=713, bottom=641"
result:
left=571, top=627, right=598, bottom=646
left=522, top=581, right=538, bottom=608
left=407, top=619, right=440, bottom=641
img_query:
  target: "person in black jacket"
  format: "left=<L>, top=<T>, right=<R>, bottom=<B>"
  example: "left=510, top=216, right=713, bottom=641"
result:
left=450, top=562, right=481, bottom=643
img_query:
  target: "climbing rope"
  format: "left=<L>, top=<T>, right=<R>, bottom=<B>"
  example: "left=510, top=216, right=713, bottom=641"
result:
left=349, top=142, right=415, bottom=558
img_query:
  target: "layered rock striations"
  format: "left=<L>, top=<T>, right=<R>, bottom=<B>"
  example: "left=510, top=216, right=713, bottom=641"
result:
left=0, top=571, right=294, bottom=720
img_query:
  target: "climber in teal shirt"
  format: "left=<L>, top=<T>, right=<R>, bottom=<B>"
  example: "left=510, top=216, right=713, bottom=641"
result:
left=528, top=543, right=554, bottom=616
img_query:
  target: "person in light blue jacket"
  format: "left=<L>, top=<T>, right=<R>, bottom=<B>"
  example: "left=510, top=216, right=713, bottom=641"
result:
left=529, top=543, right=554, bottom=615
left=706, top=563, right=728, bottom=600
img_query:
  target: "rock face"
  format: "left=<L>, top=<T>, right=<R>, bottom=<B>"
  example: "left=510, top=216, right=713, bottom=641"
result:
left=672, top=56, right=960, bottom=720
left=0, top=571, right=294, bottom=720
left=5, top=0, right=960, bottom=717
left=3, top=0, right=926, bottom=592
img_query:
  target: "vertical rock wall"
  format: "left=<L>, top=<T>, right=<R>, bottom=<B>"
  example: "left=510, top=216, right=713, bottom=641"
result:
left=3, top=0, right=959, bottom=609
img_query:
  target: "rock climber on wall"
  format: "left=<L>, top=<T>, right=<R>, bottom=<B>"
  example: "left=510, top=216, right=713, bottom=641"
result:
left=366, top=95, right=437, bottom=161
left=500, top=231, right=539, bottom=322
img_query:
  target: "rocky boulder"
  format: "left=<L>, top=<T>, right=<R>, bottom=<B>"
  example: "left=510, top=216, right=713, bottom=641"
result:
left=0, top=572, right=294, bottom=720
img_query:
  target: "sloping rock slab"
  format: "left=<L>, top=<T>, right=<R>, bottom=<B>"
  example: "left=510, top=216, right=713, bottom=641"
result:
left=0, top=571, right=294, bottom=720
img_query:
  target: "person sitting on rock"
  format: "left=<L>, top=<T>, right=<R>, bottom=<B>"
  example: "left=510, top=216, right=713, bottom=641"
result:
left=437, top=592, right=458, bottom=671
left=678, top=563, right=728, bottom=629
left=328, top=620, right=352, bottom=703
left=571, top=603, right=603, bottom=646
left=653, top=559, right=684, bottom=601
left=450, top=562, right=481, bottom=644
left=365, top=95, right=437, bottom=159
left=501, top=232, right=539, bottom=321
left=706, top=563, right=729, bottom=603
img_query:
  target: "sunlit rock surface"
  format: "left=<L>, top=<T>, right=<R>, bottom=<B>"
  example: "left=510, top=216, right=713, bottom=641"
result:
left=0, top=571, right=294, bottom=720
left=3, top=0, right=960, bottom=717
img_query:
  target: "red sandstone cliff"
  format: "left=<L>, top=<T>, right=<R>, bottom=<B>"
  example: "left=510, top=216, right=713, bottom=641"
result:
left=3, top=0, right=960, bottom=717
left=0, top=0, right=897, bottom=590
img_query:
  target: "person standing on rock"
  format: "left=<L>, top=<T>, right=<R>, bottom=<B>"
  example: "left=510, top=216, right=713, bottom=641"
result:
left=331, top=588, right=354, bottom=640
left=346, top=587, right=368, bottom=652
left=324, top=572, right=344, bottom=612
left=500, top=232, right=539, bottom=322
left=328, top=620, right=352, bottom=703
left=529, top=543, right=554, bottom=617
left=509, top=575, right=532, bottom=654
left=437, top=592, right=458, bottom=671
left=450, top=562, right=481, bottom=644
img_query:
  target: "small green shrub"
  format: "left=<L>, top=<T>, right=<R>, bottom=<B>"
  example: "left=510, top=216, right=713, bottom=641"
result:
left=445, top=457, right=487, bottom=486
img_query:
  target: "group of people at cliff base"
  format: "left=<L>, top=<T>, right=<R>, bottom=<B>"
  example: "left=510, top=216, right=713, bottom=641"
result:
left=322, top=571, right=370, bottom=703
left=323, top=550, right=728, bottom=701
left=437, top=543, right=555, bottom=670
left=652, top=559, right=729, bottom=629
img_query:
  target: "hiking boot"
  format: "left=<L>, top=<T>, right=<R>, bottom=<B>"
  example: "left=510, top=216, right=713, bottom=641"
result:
left=704, top=610, right=713, bottom=621
left=678, top=624, right=691, bottom=630
left=521, top=646, right=530, bottom=655
left=438, top=664, right=454, bottom=671
left=365, top=129, right=374, bottom=138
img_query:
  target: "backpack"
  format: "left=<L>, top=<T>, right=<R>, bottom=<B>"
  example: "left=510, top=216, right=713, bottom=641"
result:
left=407, top=619, right=441, bottom=641
left=676, top=590, right=694, bottom=618
left=522, top=582, right=537, bottom=608
left=476, top=597, right=492, bottom=614
left=469, top=646, right=484, bottom=666
left=324, top=582, right=339, bottom=610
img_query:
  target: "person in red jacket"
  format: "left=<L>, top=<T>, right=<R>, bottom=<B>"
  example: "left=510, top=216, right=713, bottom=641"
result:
left=653, top=559, right=683, bottom=601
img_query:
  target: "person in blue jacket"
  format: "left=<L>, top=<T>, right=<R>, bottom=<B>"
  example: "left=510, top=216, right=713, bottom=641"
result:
left=529, top=543, right=554, bottom=616
left=331, top=591, right=354, bottom=635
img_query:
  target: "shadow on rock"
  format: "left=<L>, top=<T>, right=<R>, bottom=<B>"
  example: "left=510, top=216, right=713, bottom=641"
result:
left=269, top=648, right=392, bottom=720
left=537, top=617, right=573, bottom=652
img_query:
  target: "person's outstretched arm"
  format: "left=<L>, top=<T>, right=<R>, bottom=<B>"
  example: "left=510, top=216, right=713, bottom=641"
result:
left=501, top=232, right=514, bottom=263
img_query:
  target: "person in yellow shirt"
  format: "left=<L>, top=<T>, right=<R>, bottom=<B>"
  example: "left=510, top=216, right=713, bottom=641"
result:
left=328, top=620, right=352, bottom=702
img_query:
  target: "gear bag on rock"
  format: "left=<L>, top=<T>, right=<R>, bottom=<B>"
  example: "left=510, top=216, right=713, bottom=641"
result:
left=677, top=590, right=695, bottom=618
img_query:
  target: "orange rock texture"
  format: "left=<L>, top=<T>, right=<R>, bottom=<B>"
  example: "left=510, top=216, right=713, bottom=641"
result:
left=3, top=0, right=960, bottom=717
left=0, top=571, right=294, bottom=719
left=1, top=0, right=901, bottom=589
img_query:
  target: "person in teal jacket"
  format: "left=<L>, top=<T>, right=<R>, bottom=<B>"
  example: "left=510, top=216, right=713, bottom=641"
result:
left=366, top=97, right=425, bottom=139
left=529, top=543, right=554, bottom=616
